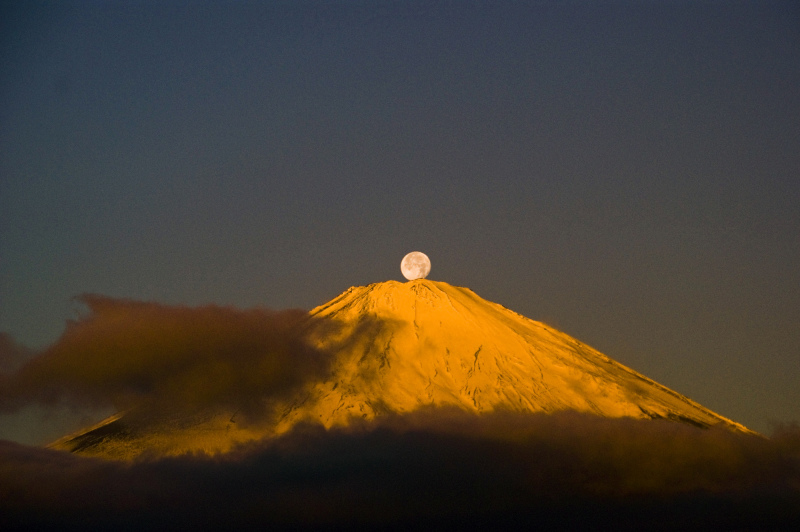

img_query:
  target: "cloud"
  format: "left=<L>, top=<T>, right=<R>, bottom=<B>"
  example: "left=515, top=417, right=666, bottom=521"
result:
left=2, top=411, right=799, bottom=530
left=0, top=295, right=334, bottom=423
left=0, top=333, right=33, bottom=374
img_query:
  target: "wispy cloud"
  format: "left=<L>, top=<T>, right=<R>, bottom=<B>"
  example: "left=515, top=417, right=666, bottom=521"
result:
left=0, top=333, right=33, bottom=374
left=0, top=295, right=334, bottom=424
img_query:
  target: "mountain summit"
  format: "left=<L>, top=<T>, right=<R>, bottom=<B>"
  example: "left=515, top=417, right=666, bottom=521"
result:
left=51, top=280, right=750, bottom=459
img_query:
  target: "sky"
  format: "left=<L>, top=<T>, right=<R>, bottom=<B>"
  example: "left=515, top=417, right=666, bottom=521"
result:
left=1, top=0, right=799, bottom=444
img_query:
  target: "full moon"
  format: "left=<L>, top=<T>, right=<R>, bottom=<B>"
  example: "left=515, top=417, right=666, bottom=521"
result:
left=401, top=251, right=431, bottom=281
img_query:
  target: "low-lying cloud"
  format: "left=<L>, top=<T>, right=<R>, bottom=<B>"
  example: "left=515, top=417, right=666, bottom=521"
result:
left=0, top=295, right=332, bottom=423
left=2, top=411, right=799, bottom=530
left=0, top=333, right=33, bottom=374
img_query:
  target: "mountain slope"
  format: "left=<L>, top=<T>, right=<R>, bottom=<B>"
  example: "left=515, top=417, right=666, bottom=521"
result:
left=50, top=279, right=751, bottom=459
left=274, top=280, right=749, bottom=433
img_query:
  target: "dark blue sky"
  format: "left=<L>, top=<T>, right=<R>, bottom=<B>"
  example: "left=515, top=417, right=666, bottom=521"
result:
left=1, top=0, right=798, bottom=440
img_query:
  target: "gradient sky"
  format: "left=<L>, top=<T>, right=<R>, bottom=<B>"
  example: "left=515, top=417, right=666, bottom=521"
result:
left=1, top=1, right=798, bottom=441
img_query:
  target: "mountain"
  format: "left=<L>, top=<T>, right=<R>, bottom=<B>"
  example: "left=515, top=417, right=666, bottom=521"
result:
left=50, top=280, right=751, bottom=459
left=275, top=280, right=749, bottom=432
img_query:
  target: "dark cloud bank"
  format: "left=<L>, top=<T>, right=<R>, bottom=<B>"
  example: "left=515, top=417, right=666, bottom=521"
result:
left=1, top=297, right=799, bottom=530
left=2, top=414, right=799, bottom=531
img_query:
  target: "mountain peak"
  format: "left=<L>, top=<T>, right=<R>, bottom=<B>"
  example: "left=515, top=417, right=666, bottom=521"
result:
left=310, top=279, right=479, bottom=320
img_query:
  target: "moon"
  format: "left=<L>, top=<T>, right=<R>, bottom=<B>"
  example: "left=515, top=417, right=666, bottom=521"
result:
left=401, top=251, right=431, bottom=281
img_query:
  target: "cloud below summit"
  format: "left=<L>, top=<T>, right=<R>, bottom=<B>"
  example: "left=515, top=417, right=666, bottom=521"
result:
left=0, top=333, right=34, bottom=374
left=0, top=295, right=333, bottom=422
left=2, top=411, right=799, bottom=529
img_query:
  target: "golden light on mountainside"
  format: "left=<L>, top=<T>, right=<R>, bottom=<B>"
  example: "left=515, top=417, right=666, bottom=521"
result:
left=50, top=279, right=751, bottom=460
left=281, top=280, right=750, bottom=430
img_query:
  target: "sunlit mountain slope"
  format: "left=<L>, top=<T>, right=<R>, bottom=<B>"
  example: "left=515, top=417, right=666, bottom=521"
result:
left=275, top=280, right=749, bottom=432
left=51, top=280, right=751, bottom=459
